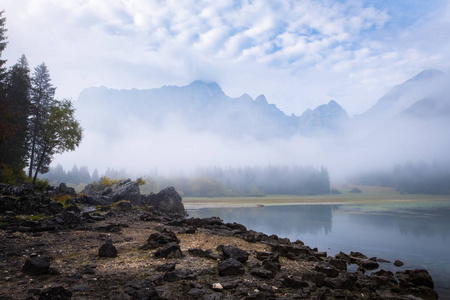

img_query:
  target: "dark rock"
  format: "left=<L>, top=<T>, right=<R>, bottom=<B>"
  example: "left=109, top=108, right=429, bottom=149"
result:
left=283, top=275, right=309, bottom=288
left=98, top=243, right=118, bottom=258
left=250, top=267, right=273, bottom=279
left=188, top=248, right=220, bottom=260
left=74, top=195, right=112, bottom=206
left=324, top=273, right=357, bottom=290
left=154, top=242, right=183, bottom=259
left=350, top=251, right=367, bottom=259
left=163, top=272, right=180, bottom=282
left=218, top=258, right=245, bottom=276
left=219, top=244, right=249, bottom=263
left=132, top=284, right=160, bottom=300
left=38, top=286, right=72, bottom=300
left=156, top=263, right=176, bottom=272
left=21, top=257, right=50, bottom=275
left=71, top=283, right=89, bottom=292
left=56, top=183, right=76, bottom=196
left=145, top=229, right=180, bottom=249
left=358, top=259, right=379, bottom=270
left=188, top=288, right=205, bottom=298
left=328, top=258, right=347, bottom=271
left=394, top=259, right=404, bottom=267
left=82, top=179, right=142, bottom=206
left=314, top=263, right=339, bottom=278
left=396, top=269, right=434, bottom=289
left=116, top=201, right=133, bottom=211
left=271, top=243, right=310, bottom=259
left=202, top=293, right=225, bottom=300
left=144, top=186, right=186, bottom=216
left=220, top=280, right=240, bottom=289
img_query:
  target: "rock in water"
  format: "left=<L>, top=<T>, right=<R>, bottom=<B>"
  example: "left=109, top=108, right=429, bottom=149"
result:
left=144, top=186, right=186, bottom=216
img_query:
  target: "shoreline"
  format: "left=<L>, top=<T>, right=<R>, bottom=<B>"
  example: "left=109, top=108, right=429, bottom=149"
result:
left=183, top=194, right=450, bottom=210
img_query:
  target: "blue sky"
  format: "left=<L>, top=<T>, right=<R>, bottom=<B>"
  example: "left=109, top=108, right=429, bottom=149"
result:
left=2, top=0, right=449, bottom=116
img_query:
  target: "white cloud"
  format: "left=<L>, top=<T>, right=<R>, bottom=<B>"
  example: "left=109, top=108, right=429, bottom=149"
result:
left=2, top=0, right=449, bottom=117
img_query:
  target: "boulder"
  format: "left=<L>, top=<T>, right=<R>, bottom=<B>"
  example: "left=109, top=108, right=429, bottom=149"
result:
left=21, top=257, right=50, bottom=275
left=38, top=286, right=72, bottom=300
left=154, top=242, right=183, bottom=259
left=218, top=244, right=249, bottom=263
left=144, top=229, right=180, bottom=249
left=218, top=258, right=245, bottom=276
left=396, top=269, right=434, bottom=289
left=81, top=179, right=142, bottom=206
left=98, top=243, right=118, bottom=258
left=144, top=186, right=186, bottom=216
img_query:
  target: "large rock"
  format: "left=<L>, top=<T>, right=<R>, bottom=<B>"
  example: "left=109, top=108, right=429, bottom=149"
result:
left=22, top=257, right=50, bottom=275
left=144, top=186, right=186, bottom=216
left=81, top=179, right=142, bottom=206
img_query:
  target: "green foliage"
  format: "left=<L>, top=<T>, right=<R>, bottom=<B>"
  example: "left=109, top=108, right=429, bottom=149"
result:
left=30, top=177, right=49, bottom=191
left=136, top=177, right=146, bottom=186
left=0, top=163, right=27, bottom=185
left=98, top=176, right=119, bottom=187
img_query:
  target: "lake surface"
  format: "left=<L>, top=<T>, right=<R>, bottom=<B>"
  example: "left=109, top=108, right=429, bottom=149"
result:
left=188, top=201, right=450, bottom=298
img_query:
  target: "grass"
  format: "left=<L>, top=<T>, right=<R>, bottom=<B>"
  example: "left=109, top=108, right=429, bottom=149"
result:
left=183, top=185, right=450, bottom=209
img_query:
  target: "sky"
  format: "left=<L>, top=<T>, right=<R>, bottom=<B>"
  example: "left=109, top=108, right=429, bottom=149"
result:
left=2, top=0, right=450, bottom=117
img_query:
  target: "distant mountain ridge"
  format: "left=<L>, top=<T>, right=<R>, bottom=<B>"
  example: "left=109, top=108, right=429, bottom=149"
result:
left=76, top=69, right=449, bottom=140
left=77, top=80, right=349, bottom=139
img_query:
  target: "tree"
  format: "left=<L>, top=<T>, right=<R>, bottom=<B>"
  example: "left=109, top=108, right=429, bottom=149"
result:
left=0, top=10, right=7, bottom=82
left=31, top=99, right=83, bottom=185
left=28, top=63, right=55, bottom=178
left=0, top=55, right=31, bottom=172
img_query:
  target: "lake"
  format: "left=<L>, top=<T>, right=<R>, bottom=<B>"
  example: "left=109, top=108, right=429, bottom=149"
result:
left=188, top=200, right=450, bottom=298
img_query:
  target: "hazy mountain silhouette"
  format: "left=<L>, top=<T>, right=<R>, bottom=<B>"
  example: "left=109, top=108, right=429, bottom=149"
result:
left=76, top=70, right=449, bottom=140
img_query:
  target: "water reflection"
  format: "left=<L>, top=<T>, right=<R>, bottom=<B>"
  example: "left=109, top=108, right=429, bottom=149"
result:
left=189, top=205, right=337, bottom=236
left=188, top=202, right=450, bottom=298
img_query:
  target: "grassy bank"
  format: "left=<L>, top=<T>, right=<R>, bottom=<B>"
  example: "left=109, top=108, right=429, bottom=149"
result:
left=183, top=185, right=450, bottom=209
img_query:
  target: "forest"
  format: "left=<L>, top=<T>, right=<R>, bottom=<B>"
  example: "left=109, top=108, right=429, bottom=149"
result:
left=0, top=11, right=82, bottom=186
left=42, top=164, right=331, bottom=197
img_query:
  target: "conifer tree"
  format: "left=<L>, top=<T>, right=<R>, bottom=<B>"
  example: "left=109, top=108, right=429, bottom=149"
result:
left=28, top=63, right=56, bottom=178
left=0, top=55, right=32, bottom=172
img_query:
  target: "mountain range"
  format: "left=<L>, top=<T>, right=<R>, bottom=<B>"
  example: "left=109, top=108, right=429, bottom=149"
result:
left=75, top=69, right=449, bottom=140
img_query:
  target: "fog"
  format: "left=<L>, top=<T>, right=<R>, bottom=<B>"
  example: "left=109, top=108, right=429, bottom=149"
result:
left=52, top=72, right=450, bottom=186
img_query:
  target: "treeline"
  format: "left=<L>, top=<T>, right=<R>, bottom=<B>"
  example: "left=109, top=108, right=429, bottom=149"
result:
left=41, top=164, right=129, bottom=186
left=0, top=11, right=82, bottom=186
left=42, top=164, right=331, bottom=197
left=354, top=161, right=450, bottom=195
left=140, top=165, right=330, bottom=197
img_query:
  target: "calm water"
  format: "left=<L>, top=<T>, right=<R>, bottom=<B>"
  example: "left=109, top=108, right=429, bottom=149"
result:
left=188, top=201, right=450, bottom=298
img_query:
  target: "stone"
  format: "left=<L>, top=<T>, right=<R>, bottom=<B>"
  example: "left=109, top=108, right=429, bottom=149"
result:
left=282, top=275, right=309, bottom=288
left=212, top=283, right=223, bottom=291
left=145, top=229, right=180, bottom=249
left=143, top=186, right=186, bottom=216
left=219, top=245, right=249, bottom=263
left=38, top=286, right=72, bottom=300
left=98, top=242, right=118, bottom=258
left=154, top=242, right=183, bottom=259
left=396, top=269, right=434, bottom=289
left=358, top=259, right=379, bottom=270
left=250, top=267, right=273, bottom=279
left=314, top=263, right=339, bottom=278
left=394, top=260, right=404, bottom=267
left=21, top=257, right=50, bottom=275
left=156, top=263, right=176, bottom=272
left=218, top=258, right=245, bottom=276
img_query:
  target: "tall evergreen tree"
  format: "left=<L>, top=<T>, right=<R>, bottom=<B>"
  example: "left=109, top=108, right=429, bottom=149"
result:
left=28, top=63, right=55, bottom=178
left=0, top=55, right=32, bottom=172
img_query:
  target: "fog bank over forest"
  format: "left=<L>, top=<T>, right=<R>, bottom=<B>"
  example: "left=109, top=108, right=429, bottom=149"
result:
left=53, top=69, right=450, bottom=185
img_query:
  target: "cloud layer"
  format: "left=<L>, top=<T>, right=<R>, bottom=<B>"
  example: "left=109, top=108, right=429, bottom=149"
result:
left=3, top=0, right=450, bottom=116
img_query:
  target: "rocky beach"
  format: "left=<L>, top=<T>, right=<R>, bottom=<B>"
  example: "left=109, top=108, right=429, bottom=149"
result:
left=0, top=181, right=439, bottom=299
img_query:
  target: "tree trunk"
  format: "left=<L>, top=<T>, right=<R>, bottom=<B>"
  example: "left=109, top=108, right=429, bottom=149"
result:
left=32, top=144, right=47, bottom=186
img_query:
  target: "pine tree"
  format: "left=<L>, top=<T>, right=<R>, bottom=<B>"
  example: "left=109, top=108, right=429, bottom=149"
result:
left=0, top=55, right=32, bottom=172
left=28, top=63, right=55, bottom=178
